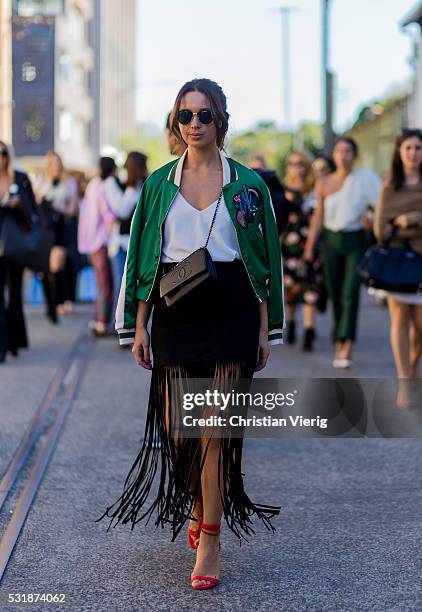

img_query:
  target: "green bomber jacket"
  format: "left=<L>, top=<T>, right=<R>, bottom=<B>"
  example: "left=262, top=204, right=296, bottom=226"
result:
left=115, top=149, right=285, bottom=346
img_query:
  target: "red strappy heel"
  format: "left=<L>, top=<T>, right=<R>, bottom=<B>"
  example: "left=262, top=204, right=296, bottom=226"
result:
left=188, top=517, right=202, bottom=550
left=191, top=523, right=221, bottom=590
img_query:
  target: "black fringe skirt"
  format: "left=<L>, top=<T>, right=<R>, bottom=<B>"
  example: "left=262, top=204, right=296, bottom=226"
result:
left=96, top=260, right=281, bottom=542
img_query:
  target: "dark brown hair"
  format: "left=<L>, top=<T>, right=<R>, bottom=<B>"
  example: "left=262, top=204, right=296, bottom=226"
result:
left=124, top=151, right=148, bottom=187
left=99, top=157, right=116, bottom=181
left=390, top=129, right=422, bottom=190
left=334, top=136, right=359, bottom=158
left=169, top=78, right=230, bottom=150
left=334, top=136, right=359, bottom=157
left=0, top=140, right=9, bottom=161
left=313, top=155, right=336, bottom=173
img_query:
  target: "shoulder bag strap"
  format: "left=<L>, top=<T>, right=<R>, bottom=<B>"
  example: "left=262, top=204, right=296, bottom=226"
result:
left=387, top=219, right=412, bottom=250
left=204, top=189, right=223, bottom=249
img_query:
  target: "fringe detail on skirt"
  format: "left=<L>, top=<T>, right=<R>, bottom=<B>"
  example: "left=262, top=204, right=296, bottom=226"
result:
left=95, top=360, right=281, bottom=542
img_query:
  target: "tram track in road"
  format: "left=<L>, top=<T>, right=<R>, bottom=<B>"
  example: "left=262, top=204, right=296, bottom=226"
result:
left=0, top=326, right=92, bottom=583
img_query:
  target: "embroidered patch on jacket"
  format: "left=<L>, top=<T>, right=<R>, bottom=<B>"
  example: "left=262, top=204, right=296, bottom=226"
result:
left=233, top=185, right=262, bottom=228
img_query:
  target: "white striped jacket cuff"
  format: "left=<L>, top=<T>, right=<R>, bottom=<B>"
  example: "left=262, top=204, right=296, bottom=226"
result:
left=117, top=328, right=135, bottom=345
left=268, top=328, right=284, bottom=345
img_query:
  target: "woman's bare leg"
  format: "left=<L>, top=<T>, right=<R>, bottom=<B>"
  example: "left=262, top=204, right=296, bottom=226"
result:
left=338, top=339, right=353, bottom=360
left=388, top=297, right=411, bottom=377
left=191, top=361, right=241, bottom=587
left=409, top=305, right=422, bottom=379
left=191, top=435, right=222, bottom=587
left=163, top=369, right=203, bottom=544
left=335, top=340, right=344, bottom=360
left=387, top=297, right=412, bottom=408
left=303, top=303, right=315, bottom=329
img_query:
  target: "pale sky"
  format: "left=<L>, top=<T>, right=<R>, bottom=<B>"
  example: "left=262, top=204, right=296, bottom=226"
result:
left=135, top=0, right=420, bottom=133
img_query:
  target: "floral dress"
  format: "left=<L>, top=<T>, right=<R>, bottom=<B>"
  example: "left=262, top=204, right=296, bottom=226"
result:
left=281, top=189, right=326, bottom=311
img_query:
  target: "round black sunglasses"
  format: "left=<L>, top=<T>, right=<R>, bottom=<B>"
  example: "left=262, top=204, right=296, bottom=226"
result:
left=177, top=109, right=213, bottom=125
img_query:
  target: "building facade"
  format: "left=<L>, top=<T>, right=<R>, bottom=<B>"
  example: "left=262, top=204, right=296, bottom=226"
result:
left=345, top=4, right=422, bottom=176
left=0, top=0, right=13, bottom=144
left=0, top=0, right=137, bottom=172
left=346, top=97, right=409, bottom=176
left=95, top=0, right=137, bottom=153
left=55, top=0, right=95, bottom=169
left=401, top=2, right=422, bottom=129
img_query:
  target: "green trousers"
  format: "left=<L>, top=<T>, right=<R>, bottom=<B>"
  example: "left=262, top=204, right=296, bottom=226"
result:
left=322, top=229, right=367, bottom=343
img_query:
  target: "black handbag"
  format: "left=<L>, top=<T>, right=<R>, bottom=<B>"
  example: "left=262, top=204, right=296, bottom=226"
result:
left=159, top=190, right=222, bottom=306
left=358, top=224, right=422, bottom=293
left=0, top=213, right=54, bottom=273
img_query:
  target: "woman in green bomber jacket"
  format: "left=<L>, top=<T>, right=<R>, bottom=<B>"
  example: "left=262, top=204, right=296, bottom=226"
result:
left=96, top=79, right=285, bottom=590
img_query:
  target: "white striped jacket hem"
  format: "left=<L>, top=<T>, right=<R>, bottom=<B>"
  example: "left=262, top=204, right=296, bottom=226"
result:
left=117, top=327, right=284, bottom=346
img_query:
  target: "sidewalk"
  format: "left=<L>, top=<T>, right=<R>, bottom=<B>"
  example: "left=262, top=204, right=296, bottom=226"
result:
left=1, top=293, right=421, bottom=611
left=0, top=305, right=89, bottom=479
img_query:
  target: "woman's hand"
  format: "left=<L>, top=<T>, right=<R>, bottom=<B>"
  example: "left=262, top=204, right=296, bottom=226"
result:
left=361, top=210, right=374, bottom=231
left=255, top=329, right=270, bottom=372
left=394, top=214, right=408, bottom=229
left=132, top=326, right=152, bottom=369
left=4, top=195, right=21, bottom=208
left=35, top=192, right=44, bottom=206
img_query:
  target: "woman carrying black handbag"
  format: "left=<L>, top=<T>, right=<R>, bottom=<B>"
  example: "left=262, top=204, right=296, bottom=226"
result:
left=96, top=79, right=284, bottom=591
left=374, top=129, right=422, bottom=407
left=0, top=141, right=38, bottom=363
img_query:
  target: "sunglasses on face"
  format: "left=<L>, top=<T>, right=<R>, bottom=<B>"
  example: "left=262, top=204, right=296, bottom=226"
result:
left=0, top=149, right=8, bottom=158
left=177, top=109, right=214, bottom=125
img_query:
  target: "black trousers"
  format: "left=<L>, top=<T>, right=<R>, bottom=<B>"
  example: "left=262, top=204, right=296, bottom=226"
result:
left=0, top=259, right=28, bottom=352
left=41, top=249, right=80, bottom=320
left=0, top=258, right=7, bottom=353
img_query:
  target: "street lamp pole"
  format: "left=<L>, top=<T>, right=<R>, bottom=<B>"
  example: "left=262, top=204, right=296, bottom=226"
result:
left=274, top=6, right=298, bottom=131
left=322, top=0, right=334, bottom=154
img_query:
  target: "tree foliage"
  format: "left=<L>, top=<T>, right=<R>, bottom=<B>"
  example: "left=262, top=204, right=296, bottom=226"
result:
left=119, top=123, right=173, bottom=171
left=228, top=121, right=323, bottom=178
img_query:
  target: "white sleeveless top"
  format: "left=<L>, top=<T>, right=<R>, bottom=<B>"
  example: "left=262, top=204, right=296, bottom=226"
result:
left=161, top=191, right=240, bottom=262
left=323, top=168, right=381, bottom=232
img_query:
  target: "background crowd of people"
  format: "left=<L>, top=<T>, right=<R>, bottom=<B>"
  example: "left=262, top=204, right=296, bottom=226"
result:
left=0, top=143, right=149, bottom=356
left=1, top=129, right=421, bottom=398
left=248, top=131, right=422, bottom=394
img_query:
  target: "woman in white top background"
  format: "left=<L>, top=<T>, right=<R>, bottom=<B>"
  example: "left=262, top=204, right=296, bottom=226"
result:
left=34, top=151, right=79, bottom=322
left=304, top=137, right=381, bottom=368
left=104, top=151, right=148, bottom=302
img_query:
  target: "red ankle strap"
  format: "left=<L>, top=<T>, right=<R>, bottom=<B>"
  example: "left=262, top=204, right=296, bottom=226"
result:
left=200, top=522, right=221, bottom=535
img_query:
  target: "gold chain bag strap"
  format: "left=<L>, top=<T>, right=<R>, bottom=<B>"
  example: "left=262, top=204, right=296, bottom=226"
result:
left=159, top=190, right=223, bottom=306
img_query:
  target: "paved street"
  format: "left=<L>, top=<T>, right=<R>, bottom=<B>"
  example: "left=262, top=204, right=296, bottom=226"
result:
left=1, top=293, right=421, bottom=611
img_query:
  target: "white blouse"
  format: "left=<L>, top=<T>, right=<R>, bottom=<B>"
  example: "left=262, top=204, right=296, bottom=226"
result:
left=161, top=191, right=240, bottom=263
left=104, top=176, right=141, bottom=256
left=323, top=168, right=381, bottom=232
